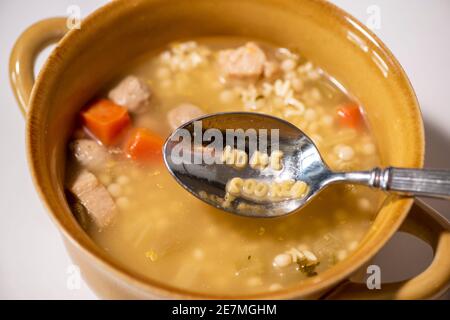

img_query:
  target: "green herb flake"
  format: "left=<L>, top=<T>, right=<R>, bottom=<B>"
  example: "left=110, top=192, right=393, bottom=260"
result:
left=296, top=261, right=320, bottom=277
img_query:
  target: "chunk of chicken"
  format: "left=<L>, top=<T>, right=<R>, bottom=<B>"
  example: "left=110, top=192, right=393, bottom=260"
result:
left=70, top=139, right=109, bottom=172
left=167, top=103, right=204, bottom=130
left=108, top=75, right=151, bottom=113
left=218, top=42, right=267, bottom=80
left=67, top=169, right=117, bottom=228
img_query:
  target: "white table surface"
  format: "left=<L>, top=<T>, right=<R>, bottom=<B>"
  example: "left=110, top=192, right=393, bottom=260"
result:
left=0, top=0, right=448, bottom=299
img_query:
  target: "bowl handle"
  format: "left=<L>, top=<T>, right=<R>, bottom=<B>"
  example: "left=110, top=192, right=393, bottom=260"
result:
left=325, top=199, right=450, bottom=299
left=9, top=18, right=68, bottom=116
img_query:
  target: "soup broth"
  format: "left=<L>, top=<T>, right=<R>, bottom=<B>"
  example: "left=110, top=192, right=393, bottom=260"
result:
left=65, top=38, right=384, bottom=295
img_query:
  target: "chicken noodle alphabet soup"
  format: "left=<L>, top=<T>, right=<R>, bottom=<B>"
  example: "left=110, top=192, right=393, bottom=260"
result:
left=65, top=39, right=384, bottom=295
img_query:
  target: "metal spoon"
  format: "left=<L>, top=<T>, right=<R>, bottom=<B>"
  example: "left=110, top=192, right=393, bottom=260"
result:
left=163, top=112, right=450, bottom=218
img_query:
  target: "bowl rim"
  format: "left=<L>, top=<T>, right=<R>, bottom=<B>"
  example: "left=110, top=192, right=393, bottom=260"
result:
left=25, top=0, right=424, bottom=299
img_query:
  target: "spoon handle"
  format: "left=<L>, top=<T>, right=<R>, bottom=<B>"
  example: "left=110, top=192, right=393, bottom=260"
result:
left=341, top=167, right=450, bottom=199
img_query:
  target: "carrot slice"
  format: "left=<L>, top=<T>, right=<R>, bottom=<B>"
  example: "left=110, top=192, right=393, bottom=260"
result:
left=81, top=99, right=131, bottom=145
left=336, top=103, right=363, bottom=128
left=124, top=128, right=164, bottom=163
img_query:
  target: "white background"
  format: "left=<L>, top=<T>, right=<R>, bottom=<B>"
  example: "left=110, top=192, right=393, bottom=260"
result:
left=0, top=0, right=448, bottom=299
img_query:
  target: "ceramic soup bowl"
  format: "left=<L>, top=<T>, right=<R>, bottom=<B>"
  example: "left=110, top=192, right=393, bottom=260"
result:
left=9, top=0, right=450, bottom=299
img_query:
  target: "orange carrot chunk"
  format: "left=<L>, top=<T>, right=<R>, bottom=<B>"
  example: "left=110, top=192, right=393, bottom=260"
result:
left=336, top=103, right=363, bottom=128
left=81, top=99, right=131, bottom=145
left=125, top=128, right=164, bottom=163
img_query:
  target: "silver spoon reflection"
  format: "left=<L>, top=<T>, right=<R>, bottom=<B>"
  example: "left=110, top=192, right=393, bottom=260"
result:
left=163, top=112, right=450, bottom=218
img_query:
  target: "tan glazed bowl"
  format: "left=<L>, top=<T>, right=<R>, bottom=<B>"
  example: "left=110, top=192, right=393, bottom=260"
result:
left=9, top=0, right=450, bottom=299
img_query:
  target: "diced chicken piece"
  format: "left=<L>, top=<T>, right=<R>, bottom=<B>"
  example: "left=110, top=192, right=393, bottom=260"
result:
left=218, top=42, right=267, bottom=80
left=167, top=103, right=204, bottom=130
left=108, top=75, right=151, bottom=113
left=67, top=169, right=117, bottom=228
left=70, top=139, right=109, bottom=172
